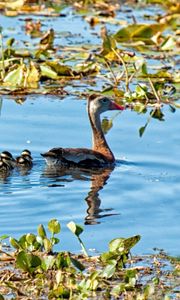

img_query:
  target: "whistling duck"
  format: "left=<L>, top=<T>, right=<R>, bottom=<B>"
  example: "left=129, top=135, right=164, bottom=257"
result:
left=16, top=149, right=33, bottom=168
left=41, top=95, right=124, bottom=168
left=0, top=151, right=16, bottom=171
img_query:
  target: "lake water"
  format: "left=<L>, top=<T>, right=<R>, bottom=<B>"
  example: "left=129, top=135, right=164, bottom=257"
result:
left=0, top=3, right=179, bottom=256
left=0, top=95, right=179, bottom=256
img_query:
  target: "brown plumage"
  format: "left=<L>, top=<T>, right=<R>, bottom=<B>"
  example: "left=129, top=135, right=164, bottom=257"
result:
left=41, top=95, right=124, bottom=168
left=0, top=151, right=16, bottom=172
left=16, top=149, right=33, bottom=168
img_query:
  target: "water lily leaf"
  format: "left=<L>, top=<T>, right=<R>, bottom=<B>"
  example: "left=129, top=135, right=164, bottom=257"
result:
left=74, top=62, right=100, bottom=76
left=40, top=64, right=58, bottom=79
left=3, top=64, right=25, bottom=86
left=26, top=61, right=40, bottom=84
left=114, top=23, right=166, bottom=41
left=46, top=61, right=73, bottom=76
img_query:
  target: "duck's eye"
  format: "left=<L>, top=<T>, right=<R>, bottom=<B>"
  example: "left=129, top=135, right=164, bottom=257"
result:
left=101, top=98, right=108, bottom=103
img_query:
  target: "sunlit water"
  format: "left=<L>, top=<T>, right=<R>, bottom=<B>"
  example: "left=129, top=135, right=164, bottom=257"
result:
left=0, top=96, right=179, bottom=256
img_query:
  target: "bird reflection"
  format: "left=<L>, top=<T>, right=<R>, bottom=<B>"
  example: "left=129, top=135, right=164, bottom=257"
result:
left=43, top=165, right=118, bottom=225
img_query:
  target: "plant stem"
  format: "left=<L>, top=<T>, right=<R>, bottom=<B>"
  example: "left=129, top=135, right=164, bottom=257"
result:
left=148, top=77, right=161, bottom=104
left=112, top=48, right=130, bottom=93
left=78, top=237, right=88, bottom=257
left=0, top=32, right=5, bottom=80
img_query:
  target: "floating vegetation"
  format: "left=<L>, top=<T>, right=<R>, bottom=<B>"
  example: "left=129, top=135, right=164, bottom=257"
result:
left=0, top=219, right=179, bottom=299
left=0, top=0, right=179, bottom=136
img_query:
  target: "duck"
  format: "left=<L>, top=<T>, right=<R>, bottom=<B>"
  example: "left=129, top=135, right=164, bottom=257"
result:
left=0, top=151, right=16, bottom=172
left=41, top=94, right=124, bottom=168
left=16, top=149, right=33, bottom=168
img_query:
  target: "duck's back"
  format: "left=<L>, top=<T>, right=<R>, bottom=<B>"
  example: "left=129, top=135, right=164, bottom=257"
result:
left=41, top=147, right=110, bottom=168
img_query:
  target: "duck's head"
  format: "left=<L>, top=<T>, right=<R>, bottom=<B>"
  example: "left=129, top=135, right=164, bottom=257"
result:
left=0, top=151, right=16, bottom=168
left=88, top=94, right=124, bottom=115
left=21, top=149, right=32, bottom=159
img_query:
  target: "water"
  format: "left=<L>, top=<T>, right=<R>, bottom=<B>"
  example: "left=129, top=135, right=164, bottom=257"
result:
left=0, top=95, right=179, bottom=256
left=0, top=3, right=179, bottom=256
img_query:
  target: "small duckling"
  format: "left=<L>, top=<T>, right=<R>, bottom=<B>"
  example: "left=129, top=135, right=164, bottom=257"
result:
left=0, top=151, right=16, bottom=171
left=16, top=149, right=33, bottom=168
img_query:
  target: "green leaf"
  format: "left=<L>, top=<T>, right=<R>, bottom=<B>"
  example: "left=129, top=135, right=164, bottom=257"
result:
left=41, top=255, right=55, bottom=271
left=70, top=256, right=85, bottom=271
left=40, top=65, right=58, bottom=79
left=114, top=23, right=166, bottom=41
left=46, top=61, right=73, bottom=76
left=26, top=61, right=40, bottom=84
left=16, top=251, right=41, bottom=274
left=43, top=238, right=52, bottom=253
left=3, top=64, right=25, bottom=86
left=6, top=38, right=15, bottom=47
left=101, top=260, right=117, bottom=278
left=0, top=234, right=9, bottom=241
left=161, top=36, right=176, bottom=51
left=50, top=237, right=60, bottom=245
left=26, top=233, right=36, bottom=245
left=109, top=235, right=141, bottom=254
left=67, top=221, right=83, bottom=237
left=37, top=224, right=47, bottom=239
left=48, top=219, right=61, bottom=235
left=9, top=237, right=21, bottom=250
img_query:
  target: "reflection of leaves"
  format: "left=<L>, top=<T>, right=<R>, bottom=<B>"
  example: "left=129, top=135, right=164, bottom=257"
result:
left=139, top=107, right=164, bottom=137
left=152, top=108, right=164, bottom=121
left=139, top=123, right=148, bottom=138
left=0, top=98, right=2, bottom=116
left=101, top=117, right=113, bottom=134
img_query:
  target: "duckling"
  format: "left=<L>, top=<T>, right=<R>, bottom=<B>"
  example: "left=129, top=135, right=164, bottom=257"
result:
left=16, top=149, right=33, bottom=168
left=0, top=151, right=16, bottom=171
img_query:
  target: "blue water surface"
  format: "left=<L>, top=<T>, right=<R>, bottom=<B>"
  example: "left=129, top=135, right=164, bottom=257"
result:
left=0, top=95, right=179, bottom=256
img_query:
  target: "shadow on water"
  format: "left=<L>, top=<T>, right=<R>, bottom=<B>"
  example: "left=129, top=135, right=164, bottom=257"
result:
left=42, top=165, right=119, bottom=225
